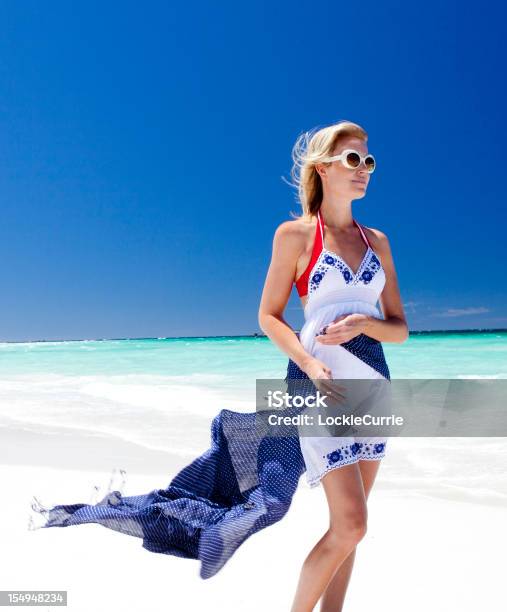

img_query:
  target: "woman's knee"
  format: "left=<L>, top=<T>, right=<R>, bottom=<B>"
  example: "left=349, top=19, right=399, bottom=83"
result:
left=329, top=508, right=368, bottom=545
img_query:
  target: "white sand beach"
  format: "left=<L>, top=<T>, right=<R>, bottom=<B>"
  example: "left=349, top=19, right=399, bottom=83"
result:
left=1, top=423, right=505, bottom=611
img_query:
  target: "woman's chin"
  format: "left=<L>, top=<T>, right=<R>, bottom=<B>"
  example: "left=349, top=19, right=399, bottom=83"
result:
left=352, top=189, right=367, bottom=200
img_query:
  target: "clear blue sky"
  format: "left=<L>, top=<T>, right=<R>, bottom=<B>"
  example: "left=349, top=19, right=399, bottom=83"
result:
left=1, top=0, right=506, bottom=341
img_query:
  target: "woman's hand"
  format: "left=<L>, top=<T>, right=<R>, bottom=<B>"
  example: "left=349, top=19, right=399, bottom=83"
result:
left=302, top=356, right=332, bottom=379
left=315, top=313, right=370, bottom=345
left=301, top=357, right=347, bottom=405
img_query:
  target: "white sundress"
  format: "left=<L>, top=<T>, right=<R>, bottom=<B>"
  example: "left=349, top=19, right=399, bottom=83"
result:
left=290, top=210, right=391, bottom=488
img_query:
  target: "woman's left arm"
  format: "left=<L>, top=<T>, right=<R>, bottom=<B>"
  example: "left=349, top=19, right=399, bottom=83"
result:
left=362, top=229, right=409, bottom=343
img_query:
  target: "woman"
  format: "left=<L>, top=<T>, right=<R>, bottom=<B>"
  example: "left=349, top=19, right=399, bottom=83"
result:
left=258, top=120, right=408, bottom=612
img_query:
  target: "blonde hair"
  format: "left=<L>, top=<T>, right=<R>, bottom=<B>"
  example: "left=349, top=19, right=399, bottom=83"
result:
left=286, top=120, right=368, bottom=220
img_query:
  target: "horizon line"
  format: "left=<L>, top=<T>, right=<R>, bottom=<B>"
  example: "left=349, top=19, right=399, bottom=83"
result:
left=1, top=328, right=506, bottom=345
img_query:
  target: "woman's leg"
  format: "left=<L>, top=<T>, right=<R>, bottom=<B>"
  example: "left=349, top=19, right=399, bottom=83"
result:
left=289, top=462, right=368, bottom=612
left=318, top=459, right=383, bottom=612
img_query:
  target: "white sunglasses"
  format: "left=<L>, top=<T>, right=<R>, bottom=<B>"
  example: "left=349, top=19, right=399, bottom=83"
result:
left=322, top=149, right=376, bottom=174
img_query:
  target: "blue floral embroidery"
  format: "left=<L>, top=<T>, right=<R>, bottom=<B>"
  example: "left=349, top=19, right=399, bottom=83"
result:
left=358, top=252, right=382, bottom=285
left=308, top=250, right=382, bottom=295
left=311, top=272, right=323, bottom=285
left=323, top=440, right=387, bottom=468
left=327, top=450, right=343, bottom=464
left=350, top=442, right=363, bottom=456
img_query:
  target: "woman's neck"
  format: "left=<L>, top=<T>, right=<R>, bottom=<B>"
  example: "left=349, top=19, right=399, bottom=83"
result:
left=319, top=196, right=354, bottom=230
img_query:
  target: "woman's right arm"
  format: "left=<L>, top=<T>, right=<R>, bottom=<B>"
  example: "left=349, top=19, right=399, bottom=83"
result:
left=257, top=222, right=331, bottom=378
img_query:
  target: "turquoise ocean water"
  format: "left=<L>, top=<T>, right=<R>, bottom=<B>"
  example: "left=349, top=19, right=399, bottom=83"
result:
left=1, top=331, right=506, bottom=457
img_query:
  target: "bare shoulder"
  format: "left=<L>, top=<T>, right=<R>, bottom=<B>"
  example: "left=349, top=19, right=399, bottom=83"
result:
left=361, top=224, right=391, bottom=253
left=273, top=216, right=315, bottom=253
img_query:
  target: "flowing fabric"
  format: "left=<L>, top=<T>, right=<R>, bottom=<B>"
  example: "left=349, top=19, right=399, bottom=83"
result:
left=30, top=332, right=389, bottom=578
left=30, top=402, right=306, bottom=580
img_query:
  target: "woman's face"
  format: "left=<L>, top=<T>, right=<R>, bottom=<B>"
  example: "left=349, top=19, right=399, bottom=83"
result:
left=316, top=136, right=371, bottom=200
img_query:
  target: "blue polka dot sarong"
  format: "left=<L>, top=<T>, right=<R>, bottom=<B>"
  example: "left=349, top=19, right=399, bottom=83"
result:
left=288, top=332, right=390, bottom=381
left=30, top=408, right=306, bottom=579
